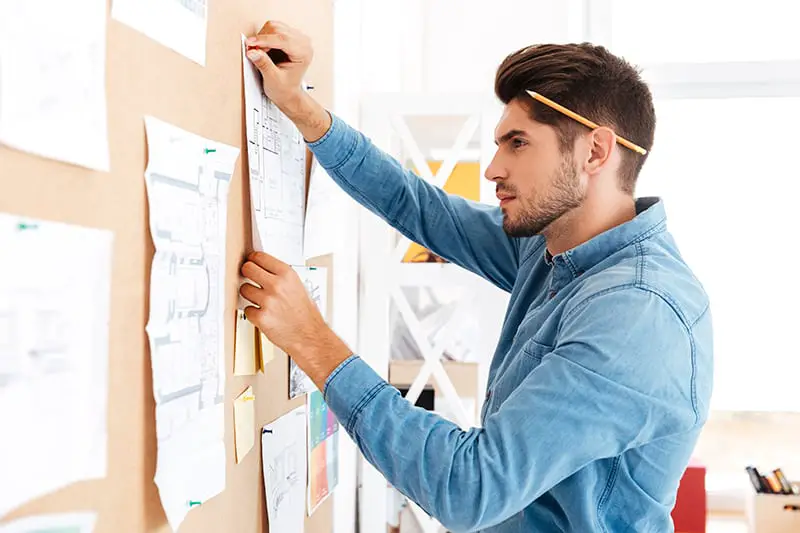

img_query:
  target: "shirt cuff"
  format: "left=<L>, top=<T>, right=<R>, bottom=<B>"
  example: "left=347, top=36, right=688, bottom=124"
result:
left=323, top=355, right=389, bottom=433
left=305, top=112, right=360, bottom=171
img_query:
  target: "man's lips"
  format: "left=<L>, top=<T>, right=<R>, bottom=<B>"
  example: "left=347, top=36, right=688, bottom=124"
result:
left=498, top=195, right=515, bottom=206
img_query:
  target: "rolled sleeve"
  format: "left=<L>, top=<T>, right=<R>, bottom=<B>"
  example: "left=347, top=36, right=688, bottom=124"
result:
left=306, top=113, right=360, bottom=171
left=323, top=355, right=389, bottom=434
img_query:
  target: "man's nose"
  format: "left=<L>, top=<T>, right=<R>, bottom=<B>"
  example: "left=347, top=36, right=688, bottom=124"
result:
left=484, top=152, right=506, bottom=182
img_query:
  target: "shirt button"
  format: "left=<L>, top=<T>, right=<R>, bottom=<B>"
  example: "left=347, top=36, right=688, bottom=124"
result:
left=549, top=290, right=556, bottom=299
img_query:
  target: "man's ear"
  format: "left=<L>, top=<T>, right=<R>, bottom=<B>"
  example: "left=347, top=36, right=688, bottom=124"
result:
left=583, top=127, right=616, bottom=175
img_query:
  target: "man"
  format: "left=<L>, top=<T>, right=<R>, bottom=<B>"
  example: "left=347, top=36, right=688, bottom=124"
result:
left=239, top=21, right=713, bottom=533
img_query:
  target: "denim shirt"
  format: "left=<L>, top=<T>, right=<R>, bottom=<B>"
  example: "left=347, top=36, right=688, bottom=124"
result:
left=308, top=114, right=713, bottom=533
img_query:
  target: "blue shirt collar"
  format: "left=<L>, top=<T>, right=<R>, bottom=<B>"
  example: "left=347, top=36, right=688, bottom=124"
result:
left=547, top=197, right=667, bottom=277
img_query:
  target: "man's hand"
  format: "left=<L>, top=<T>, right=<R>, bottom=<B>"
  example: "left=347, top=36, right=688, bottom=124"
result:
left=239, top=252, right=352, bottom=390
left=246, top=21, right=311, bottom=110
left=246, top=21, right=332, bottom=143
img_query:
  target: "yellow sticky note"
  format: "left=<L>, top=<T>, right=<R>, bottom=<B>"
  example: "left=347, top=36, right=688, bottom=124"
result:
left=258, top=331, right=276, bottom=371
left=233, top=386, right=256, bottom=463
left=234, top=310, right=258, bottom=376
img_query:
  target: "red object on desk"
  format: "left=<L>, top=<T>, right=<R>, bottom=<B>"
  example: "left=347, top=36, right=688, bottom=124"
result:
left=671, top=459, right=707, bottom=533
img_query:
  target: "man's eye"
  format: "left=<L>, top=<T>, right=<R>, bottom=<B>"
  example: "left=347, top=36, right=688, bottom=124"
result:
left=512, top=138, right=527, bottom=149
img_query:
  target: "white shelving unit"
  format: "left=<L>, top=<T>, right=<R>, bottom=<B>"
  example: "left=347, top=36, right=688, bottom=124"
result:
left=357, top=93, right=510, bottom=533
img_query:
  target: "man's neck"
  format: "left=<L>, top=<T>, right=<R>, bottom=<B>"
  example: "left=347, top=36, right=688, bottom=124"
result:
left=543, top=193, right=637, bottom=257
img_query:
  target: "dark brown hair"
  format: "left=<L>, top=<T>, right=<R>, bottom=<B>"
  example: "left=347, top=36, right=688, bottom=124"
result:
left=495, top=43, right=655, bottom=194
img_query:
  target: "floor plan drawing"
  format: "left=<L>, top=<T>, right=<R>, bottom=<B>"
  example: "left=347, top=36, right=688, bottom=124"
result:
left=0, top=213, right=112, bottom=518
left=143, top=116, right=239, bottom=532
left=243, top=36, right=306, bottom=266
left=262, top=406, right=307, bottom=533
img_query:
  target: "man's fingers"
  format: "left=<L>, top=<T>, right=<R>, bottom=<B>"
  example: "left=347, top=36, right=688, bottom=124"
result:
left=246, top=34, right=285, bottom=54
left=246, top=48, right=278, bottom=76
left=248, top=251, right=291, bottom=276
left=241, top=260, right=273, bottom=288
left=243, top=305, right=265, bottom=326
left=239, top=282, right=263, bottom=307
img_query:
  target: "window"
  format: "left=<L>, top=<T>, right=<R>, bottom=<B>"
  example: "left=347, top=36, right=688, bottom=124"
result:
left=594, top=0, right=800, bottom=510
left=611, top=0, right=800, bottom=64
left=636, top=97, right=800, bottom=411
left=599, top=1, right=800, bottom=413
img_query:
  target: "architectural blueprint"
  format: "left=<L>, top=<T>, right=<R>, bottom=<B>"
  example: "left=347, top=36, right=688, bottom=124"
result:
left=0, top=213, right=112, bottom=517
left=288, top=267, right=328, bottom=398
left=0, top=0, right=109, bottom=170
left=242, top=36, right=307, bottom=266
left=112, top=0, right=208, bottom=65
left=143, top=116, right=239, bottom=531
left=262, top=406, right=307, bottom=533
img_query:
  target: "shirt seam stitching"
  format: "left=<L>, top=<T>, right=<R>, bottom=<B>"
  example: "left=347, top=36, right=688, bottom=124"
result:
left=635, top=241, right=645, bottom=285
left=596, top=455, right=622, bottom=531
left=347, top=382, right=389, bottom=433
left=635, top=283, right=701, bottom=426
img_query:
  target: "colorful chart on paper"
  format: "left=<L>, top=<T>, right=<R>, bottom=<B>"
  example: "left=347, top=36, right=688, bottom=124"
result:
left=306, top=390, right=339, bottom=515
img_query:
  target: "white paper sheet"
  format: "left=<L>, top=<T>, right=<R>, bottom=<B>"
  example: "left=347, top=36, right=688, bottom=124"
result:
left=112, top=0, right=207, bottom=65
left=261, top=406, right=307, bottom=533
left=242, top=36, right=307, bottom=266
left=0, top=0, right=109, bottom=170
left=304, top=160, right=347, bottom=260
left=143, top=116, right=239, bottom=531
left=307, top=390, right=339, bottom=515
left=0, top=512, right=97, bottom=533
left=0, top=215, right=112, bottom=518
left=288, top=267, right=328, bottom=398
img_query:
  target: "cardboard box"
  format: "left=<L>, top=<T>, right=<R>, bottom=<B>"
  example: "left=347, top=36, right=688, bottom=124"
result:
left=746, top=487, right=800, bottom=532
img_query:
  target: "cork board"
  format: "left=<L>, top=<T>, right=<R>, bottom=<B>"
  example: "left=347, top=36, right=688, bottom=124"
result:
left=0, top=0, right=335, bottom=532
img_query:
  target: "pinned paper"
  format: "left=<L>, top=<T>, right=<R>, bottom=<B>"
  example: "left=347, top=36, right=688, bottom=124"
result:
left=233, top=386, right=256, bottom=464
left=259, top=332, right=276, bottom=370
left=234, top=310, right=258, bottom=376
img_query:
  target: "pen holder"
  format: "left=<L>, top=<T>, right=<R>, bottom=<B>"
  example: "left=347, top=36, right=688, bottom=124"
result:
left=746, top=487, right=800, bottom=533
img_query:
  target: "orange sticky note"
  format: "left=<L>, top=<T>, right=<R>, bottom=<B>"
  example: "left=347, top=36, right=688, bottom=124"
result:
left=233, top=386, right=256, bottom=463
left=234, top=310, right=258, bottom=376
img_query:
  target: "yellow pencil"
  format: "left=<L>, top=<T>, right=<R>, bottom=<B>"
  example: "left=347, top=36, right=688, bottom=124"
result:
left=525, top=90, right=648, bottom=155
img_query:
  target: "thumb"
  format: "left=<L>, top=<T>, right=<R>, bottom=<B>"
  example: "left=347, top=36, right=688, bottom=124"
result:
left=247, top=48, right=277, bottom=75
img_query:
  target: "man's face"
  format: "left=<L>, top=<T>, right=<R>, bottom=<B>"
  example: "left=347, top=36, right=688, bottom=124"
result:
left=486, top=99, right=586, bottom=238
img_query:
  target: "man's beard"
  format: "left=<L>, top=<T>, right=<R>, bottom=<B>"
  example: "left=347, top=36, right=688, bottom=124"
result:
left=501, top=156, right=584, bottom=238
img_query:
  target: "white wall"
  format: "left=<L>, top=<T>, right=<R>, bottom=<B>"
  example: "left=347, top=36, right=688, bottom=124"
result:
left=348, top=1, right=579, bottom=155
left=421, top=1, right=575, bottom=95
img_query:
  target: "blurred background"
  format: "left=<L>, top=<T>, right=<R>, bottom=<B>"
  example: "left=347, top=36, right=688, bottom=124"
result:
left=325, top=1, right=800, bottom=531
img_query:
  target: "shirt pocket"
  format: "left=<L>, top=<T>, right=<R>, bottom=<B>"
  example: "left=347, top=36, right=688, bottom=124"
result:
left=490, top=339, right=554, bottom=409
left=521, top=338, right=553, bottom=362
